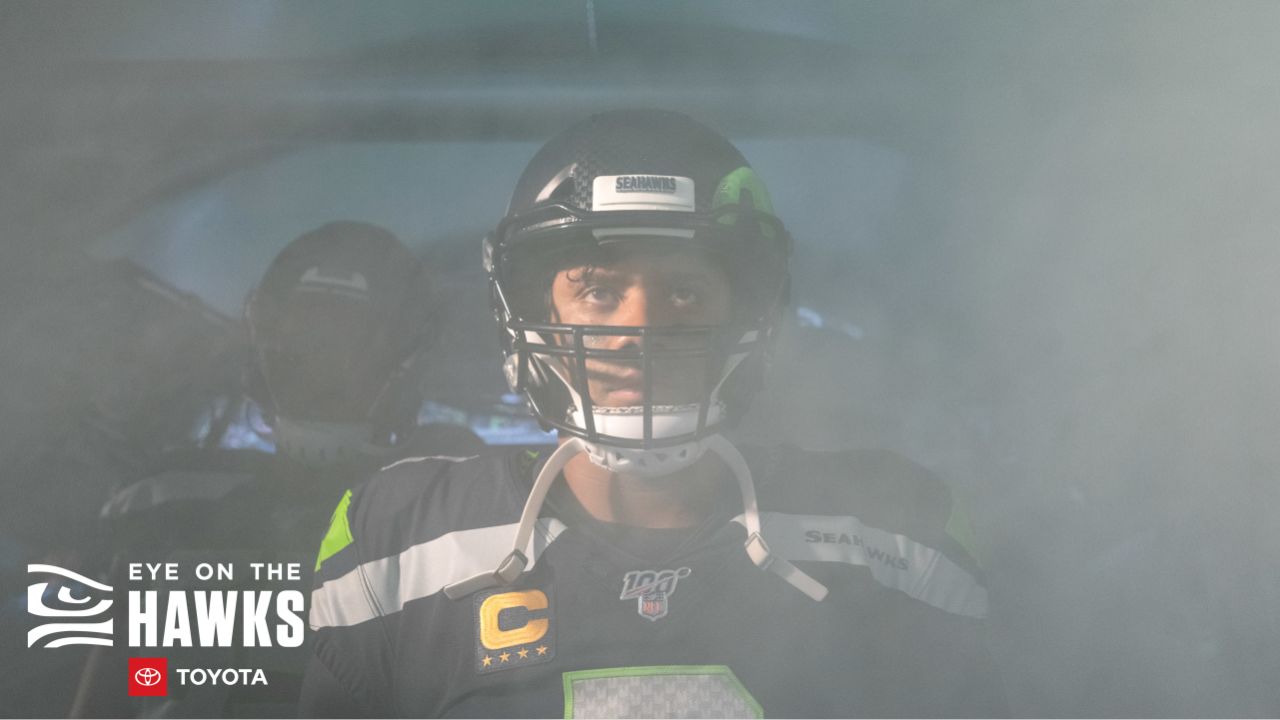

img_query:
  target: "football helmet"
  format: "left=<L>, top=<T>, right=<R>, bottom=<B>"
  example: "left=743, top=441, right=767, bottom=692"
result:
left=485, top=110, right=791, bottom=476
left=245, top=221, right=435, bottom=464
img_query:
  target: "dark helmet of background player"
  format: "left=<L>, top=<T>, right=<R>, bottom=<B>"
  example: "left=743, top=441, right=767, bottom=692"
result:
left=245, top=221, right=435, bottom=466
left=484, top=109, right=791, bottom=477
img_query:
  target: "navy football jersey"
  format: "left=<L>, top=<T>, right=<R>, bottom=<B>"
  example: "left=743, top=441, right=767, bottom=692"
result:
left=302, top=445, right=1005, bottom=718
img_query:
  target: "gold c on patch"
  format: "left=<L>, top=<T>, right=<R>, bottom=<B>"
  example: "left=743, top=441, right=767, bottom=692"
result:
left=473, top=588, right=555, bottom=674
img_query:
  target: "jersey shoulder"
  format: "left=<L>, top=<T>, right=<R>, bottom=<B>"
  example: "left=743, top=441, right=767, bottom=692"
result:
left=308, top=449, right=547, bottom=635
left=99, top=448, right=271, bottom=520
left=319, top=449, right=529, bottom=572
left=744, top=444, right=983, bottom=576
left=747, top=445, right=949, bottom=531
left=741, top=444, right=989, bottom=619
left=100, top=469, right=255, bottom=520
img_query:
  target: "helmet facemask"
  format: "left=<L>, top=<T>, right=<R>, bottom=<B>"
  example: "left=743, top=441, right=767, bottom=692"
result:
left=487, top=109, right=790, bottom=477
left=507, top=316, right=762, bottom=477
left=488, top=198, right=788, bottom=477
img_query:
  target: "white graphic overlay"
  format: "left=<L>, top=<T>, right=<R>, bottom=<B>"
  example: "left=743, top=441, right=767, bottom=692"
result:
left=27, top=564, right=115, bottom=648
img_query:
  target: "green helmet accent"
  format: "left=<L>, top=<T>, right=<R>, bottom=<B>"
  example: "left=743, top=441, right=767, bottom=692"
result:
left=315, top=489, right=354, bottom=572
left=712, top=167, right=777, bottom=239
left=712, top=167, right=775, bottom=214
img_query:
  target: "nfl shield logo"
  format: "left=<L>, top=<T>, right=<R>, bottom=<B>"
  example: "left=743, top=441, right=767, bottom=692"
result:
left=640, top=593, right=667, bottom=620
left=619, top=567, right=691, bottom=622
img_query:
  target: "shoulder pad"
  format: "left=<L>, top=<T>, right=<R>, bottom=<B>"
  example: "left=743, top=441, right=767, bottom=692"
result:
left=316, top=452, right=527, bottom=574
left=100, top=470, right=255, bottom=520
left=749, top=445, right=952, bottom=538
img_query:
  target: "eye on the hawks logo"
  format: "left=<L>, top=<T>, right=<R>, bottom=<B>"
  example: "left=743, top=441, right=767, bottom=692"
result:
left=27, top=564, right=114, bottom=648
left=619, top=567, right=691, bottom=621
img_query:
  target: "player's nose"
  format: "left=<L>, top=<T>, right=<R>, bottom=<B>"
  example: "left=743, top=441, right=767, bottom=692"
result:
left=604, top=287, right=680, bottom=355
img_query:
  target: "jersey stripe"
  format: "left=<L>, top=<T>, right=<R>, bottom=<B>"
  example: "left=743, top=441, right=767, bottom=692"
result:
left=379, top=454, right=479, bottom=472
left=734, top=512, right=989, bottom=618
left=310, top=517, right=568, bottom=629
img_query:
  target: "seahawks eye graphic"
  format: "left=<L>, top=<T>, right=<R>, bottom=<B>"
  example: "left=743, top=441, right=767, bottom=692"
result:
left=27, top=564, right=114, bottom=648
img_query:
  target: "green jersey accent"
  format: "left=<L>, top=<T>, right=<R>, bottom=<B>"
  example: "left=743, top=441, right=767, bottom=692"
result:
left=563, top=665, right=763, bottom=719
left=314, top=489, right=354, bottom=572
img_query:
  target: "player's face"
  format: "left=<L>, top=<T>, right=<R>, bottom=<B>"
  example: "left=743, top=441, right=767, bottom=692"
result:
left=549, top=247, right=733, bottom=407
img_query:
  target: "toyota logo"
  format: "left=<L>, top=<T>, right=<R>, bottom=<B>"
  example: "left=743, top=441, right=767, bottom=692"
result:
left=134, top=667, right=162, bottom=686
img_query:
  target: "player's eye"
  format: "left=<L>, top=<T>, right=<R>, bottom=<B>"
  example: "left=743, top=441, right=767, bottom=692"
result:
left=669, top=285, right=700, bottom=309
left=580, top=286, right=620, bottom=308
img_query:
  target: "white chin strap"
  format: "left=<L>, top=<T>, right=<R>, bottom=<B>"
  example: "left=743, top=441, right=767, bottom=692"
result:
left=568, top=403, right=723, bottom=478
left=442, top=435, right=828, bottom=602
left=272, top=416, right=387, bottom=468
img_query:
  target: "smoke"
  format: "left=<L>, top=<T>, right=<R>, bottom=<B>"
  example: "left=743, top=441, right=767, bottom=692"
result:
left=897, top=4, right=1280, bottom=715
left=3, top=1, right=1279, bottom=716
left=739, top=3, right=1280, bottom=715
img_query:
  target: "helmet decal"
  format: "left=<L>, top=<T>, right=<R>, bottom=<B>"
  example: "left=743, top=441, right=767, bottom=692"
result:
left=712, top=167, right=775, bottom=215
left=712, top=167, right=778, bottom=240
left=591, top=175, right=696, bottom=212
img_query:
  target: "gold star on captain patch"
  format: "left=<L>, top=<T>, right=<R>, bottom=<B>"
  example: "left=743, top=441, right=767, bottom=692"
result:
left=499, top=652, right=511, bottom=663
left=517, top=648, right=530, bottom=659
left=536, top=645, right=548, bottom=656
left=481, top=656, right=493, bottom=667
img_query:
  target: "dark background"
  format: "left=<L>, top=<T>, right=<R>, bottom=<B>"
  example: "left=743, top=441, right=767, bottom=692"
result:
left=2, top=1, right=1279, bottom=716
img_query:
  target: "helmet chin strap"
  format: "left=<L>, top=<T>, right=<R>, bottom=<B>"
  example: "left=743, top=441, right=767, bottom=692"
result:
left=442, top=435, right=828, bottom=602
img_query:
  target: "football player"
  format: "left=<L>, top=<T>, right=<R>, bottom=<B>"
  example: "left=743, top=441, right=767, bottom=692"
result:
left=302, top=111, right=1006, bottom=717
left=73, top=221, right=481, bottom=717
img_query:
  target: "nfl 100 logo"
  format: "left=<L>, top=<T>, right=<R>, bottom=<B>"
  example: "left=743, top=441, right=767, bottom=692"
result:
left=619, top=567, right=691, bottom=621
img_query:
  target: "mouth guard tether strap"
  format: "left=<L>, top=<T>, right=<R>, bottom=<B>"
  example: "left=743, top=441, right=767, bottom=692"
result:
left=442, top=435, right=829, bottom=602
left=443, top=438, right=585, bottom=600
left=707, top=435, right=829, bottom=602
